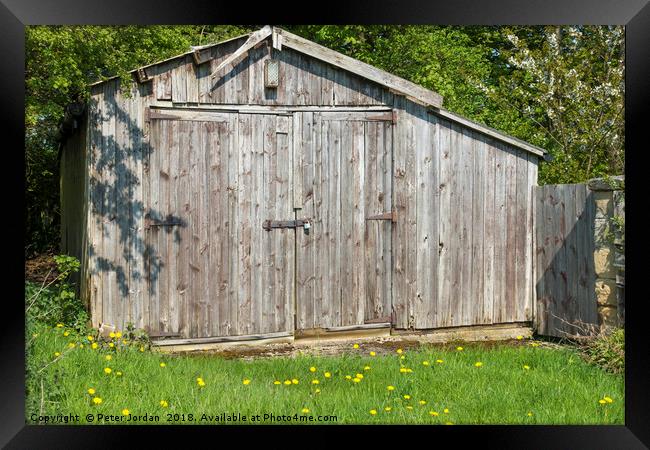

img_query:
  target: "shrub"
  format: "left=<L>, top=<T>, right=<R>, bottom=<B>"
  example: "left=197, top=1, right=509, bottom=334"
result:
left=580, top=328, right=625, bottom=374
left=25, top=254, right=88, bottom=332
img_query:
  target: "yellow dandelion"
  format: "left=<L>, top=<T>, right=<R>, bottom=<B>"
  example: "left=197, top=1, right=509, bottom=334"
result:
left=324, top=372, right=331, bottom=378
left=116, top=371, right=123, bottom=377
left=92, top=397, right=102, bottom=405
left=353, top=343, right=359, bottom=349
left=312, top=379, right=319, bottom=385
left=523, top=365, right=530, bottom=370
left=527, top=412, right=533, bottom=416
left=63, top=331, right=70, bottom=337
left=445, top=422, right=453, bottom=425
left=429, top=411, right=439, bottom=416
left=399, top=367, right=408, bottom=373
left=443, top=408, right=449, bottom=414
left=122, top=409, right=130, bottom=416
left=369, top=409, right=377, bottom=415
left=315, top=388, right=321, bottom=394
left=406, top=368, right=413, bottom=373
left=56, top=323, right=64, bottom=328
left=406, top=406, right=413, bottom=410
left=284, top=380, right=292, bottom=385
left=422, top=361, right=430, bottom=366
left=274, top=380, right=281, bottom=385
left=516, top=335, right=523, bottom=340
left=419, top=400, right=427, bottom=405
left=400, top=355, right=405, bottom=360
left=122, top=340, right=128, bottom=345
left=345, top=375, right=352, bottom=380
left=105, top=355, right=112, bottom=361
left=242, top=379, right=251, bottom=385
left=598, top=399, right=607, bottom=405
left=104, top=367, right=112, bottom=374
left=292, top=379, right=299, bottom=385
left=309, top=366, right=317, bottom=373
left=356, top=373, right=364, bottom=379
left=79, top=344, right=84, bottom=348
left=352, top=378, right=361, bottom=383
left=387, top=385, right=395, bottom=391
left=115, top=331, right=122, bottom=338
left=108, top=342, right=115, bottom=348
left=87, top=388, right=96, bottom=395
left=87, top=335, right=94, bottom=341
left=436, top=359, right=444, bottom=364
left=109, top=332, right=116, bottom=338
left=456, top=346, right=463, bottom=351
left=159, top=362, right=166, bottom=368
left=475, top=362, right=483, bottom=367
left=68, top=343, right=76, bottom=349
left=54, top=352, right=60, bottom=357
left=197, top=377, right=206, bottom=387
left=370, top=351, right=376, bottom=357
left=604, top=396, right=613, bottom=403
left=301, top=408, right=310, bottom=414
left=139, top=346, right=145, bottom=352
left=530, top=342, right=540, bottom=347
left=396, top=349, right=403, bottom=354
left=91, top=342, right=98, bottom=349
left=363, top=366, right=371, bottom=371
left=160, top=400, right=169, bottom=408
left=385, top=406, right=392, bottom=412
left=403, top=395, right=411, bottom=400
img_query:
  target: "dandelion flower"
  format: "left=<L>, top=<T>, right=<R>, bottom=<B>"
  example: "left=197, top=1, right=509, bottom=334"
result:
left=456, top=346, right=463, bottom=351
left=527, top=412, right=533, bottom=416
left=104, top=367, right=112, bottom=374
left=292, top=379, right=299, bottom=385
left=429, top=411, right=439, bottom=416
left=387, top=385, right=395, bottom=391
left=396, top=349, right=403, bottom=354
left=105, top=355, right=112, bottom=361
left=399, top=367, right=408, bottom=373
left=87, top=336, right=94, bottom=341
left=109, top=332, right=116, bottom=338
left=91, top=343, right=98, bottom=350
left=436, top=359, right=444, bottom=364
left=370, top=351, right=376, bottom=357
left=353, top=344, right=359, bottom=349
left=604, top=396, right=613, bottom=403
left=353, top=378, right=361, bottom=383
left=399, top=355, right=405, bottom=360
left=301, top=408, right=310, bottom=414
left=315, top=389, right=321, bottom=394
left=274, top=380, right=281, bottom=385
left=79, top=344, right=84, bottom=348
left=87, top=388, right=96, bottom=395
left=108, top=342, right=115, bottom=348
left=242, top=379, right=251, bottom=385
left=406, top=368, right=413, bottom=373
left=356, top=373, right=364, bottom=379
left=139, top=346, right=145, bottom=352
left=63, top=331, right=70, bottom=337
left=312, top=379, right=319, bottom=385
left=363, top=366, right=371, bottom=371
left=116, top=371, right=123, bottom=377
left=284, top=380, right=292, bottom=385
left=56, top=323, right=64, bottom=328
left=160, top=400, right=169, bottom=408
left=385, top=406, right=392, bottom=412
left=598, top=399, right=607, bottom=404
left=475, top=362, right=483, bottom=367
left=159, top=362, right=166, bottom=368
left=115, top=331, right=122, bottom=338
left=324, top=372, right=331, bottom=378
left=516, top=335, right=523, bottom=340
left=445, top=422, right=453, bottom=425
left=422, top=361, right=430, bottom=366
left=419, top=400, right=427, bottom=405
left=54, top=352, right=60, bottom=357
left=309, top=366, right=316, bottom=373
left=443, top=408, right=449, bottom=414
left=403, top=395, right=411, bottom=400
left=369, top=409, right=377, bottom=415
left=92, top=397, right=102, bottom=405
left=345, top=375, right=352, bottom=380
left=523, top=365, right=530, bottom=370
left=406, top=406, right=413, bottom=410
left=197, top=377, right=206, bottom=387
left=122, top=409, right=130, bottom=416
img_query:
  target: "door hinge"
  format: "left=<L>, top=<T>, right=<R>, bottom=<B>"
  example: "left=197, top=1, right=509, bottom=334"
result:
left=366, top=211, right=397, bottom=223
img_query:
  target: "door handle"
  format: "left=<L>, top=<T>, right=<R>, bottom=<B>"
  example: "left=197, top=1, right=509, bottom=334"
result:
left=366, top=211, right=397, bottom=223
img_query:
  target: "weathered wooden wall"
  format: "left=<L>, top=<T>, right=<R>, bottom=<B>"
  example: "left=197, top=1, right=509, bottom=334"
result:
left=535, top=183, right=598, bottom=337
left=66, top=33, right=541, bottom=338
left=392, top=100, right=537, bottom=330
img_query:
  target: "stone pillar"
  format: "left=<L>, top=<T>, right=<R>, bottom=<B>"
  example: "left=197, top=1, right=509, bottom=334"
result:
left=588, top=176, right=624, bottom=331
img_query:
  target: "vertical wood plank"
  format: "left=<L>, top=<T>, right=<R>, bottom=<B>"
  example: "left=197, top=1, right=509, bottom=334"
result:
left=481, top=138, right=496, bottom=324
left=471, top=133, right=486, bottom=325
left=238, top=114, right=252, bottom=335
left=514, top=150, right=529, bottom=322
left=227, top=113, right=240, bottom=335
left=436, top=119, right=452, bottom=328
left=351, top=120, right=366, bottom=325
left=503, top=144, right=518, bottom=324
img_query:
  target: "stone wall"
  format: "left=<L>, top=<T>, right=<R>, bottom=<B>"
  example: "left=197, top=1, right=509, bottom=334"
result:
left=588, top=176, right=625, bottom=331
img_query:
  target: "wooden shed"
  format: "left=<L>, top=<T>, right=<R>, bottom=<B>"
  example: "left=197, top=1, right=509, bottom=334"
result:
left=60, top=26, right=547, bottom=345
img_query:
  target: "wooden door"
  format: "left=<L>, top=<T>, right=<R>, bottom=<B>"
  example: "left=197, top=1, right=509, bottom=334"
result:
left=296, top=111, right=394, bottom=330
left=145, top=109, right=294, bottom=339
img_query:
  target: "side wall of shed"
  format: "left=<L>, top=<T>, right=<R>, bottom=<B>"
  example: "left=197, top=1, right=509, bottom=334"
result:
left=392, top=100, right=538, bottom=329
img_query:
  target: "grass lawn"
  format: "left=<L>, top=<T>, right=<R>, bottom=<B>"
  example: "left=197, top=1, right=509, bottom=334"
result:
left=26, top=323, right=624, bottom=425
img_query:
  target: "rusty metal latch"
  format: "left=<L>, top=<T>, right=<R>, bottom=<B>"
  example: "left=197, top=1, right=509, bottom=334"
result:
left=263, top=219, right=311, bottom=234
left=366, top=211, right=397, bottom=223
left=144, top=217, right=183, bottom=230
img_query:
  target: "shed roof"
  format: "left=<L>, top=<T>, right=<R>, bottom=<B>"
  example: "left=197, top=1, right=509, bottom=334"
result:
left=88, top=26, right=547, bottom=157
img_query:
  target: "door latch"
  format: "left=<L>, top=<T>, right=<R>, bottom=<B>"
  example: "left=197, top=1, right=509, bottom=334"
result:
left=263, top=218, right=311, bottom=234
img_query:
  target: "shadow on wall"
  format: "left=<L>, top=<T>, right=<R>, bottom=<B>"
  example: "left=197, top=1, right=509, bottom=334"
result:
left=88, top=85, right=187, bottom=298
left=535, top=184, right=598, bottom=337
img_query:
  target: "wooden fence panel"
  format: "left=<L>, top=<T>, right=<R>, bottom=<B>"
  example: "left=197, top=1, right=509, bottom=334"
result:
left=535, top=183, right=597, bottom=337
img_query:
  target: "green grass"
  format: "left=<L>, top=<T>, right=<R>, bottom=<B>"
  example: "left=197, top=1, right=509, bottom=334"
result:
left=26, top=323, right=624, bottom=425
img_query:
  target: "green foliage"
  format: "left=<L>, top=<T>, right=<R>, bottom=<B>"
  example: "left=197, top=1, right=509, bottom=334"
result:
left=580, top=328, right=625, bottom=374
left=25, top=254, right=87, bottom=332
